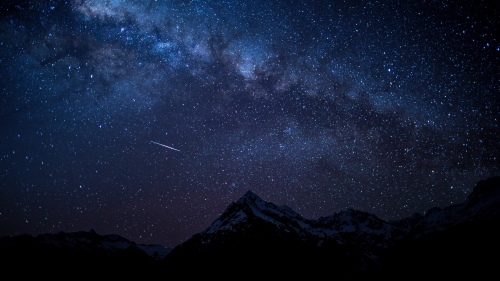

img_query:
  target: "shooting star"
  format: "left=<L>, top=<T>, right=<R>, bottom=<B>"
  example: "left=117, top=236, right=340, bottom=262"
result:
left=150, top=141, right=181, bottom=152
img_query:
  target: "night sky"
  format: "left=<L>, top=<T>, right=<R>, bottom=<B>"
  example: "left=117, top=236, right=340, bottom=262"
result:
left=1, top=0, right=498, bottom=247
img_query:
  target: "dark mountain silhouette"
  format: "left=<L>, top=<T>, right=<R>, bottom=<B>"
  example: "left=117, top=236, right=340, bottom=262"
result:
left=0, top=229, right=170, bottom=278
left=2, top=177, right=499, bottom=278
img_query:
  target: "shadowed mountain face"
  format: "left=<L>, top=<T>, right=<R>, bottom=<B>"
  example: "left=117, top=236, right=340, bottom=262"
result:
left=2, top=177, right=500, bottom=278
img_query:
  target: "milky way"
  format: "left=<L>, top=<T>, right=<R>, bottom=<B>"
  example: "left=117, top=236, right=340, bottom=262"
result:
left=1, top=0, right=498, bottom=246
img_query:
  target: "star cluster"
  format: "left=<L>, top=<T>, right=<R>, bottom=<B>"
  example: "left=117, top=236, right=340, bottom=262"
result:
left=0, top=0, right=498, bottom=246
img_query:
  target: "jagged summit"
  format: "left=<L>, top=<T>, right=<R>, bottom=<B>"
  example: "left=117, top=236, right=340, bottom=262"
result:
left=199, top=190, right=304, bottom=236
left=241, top=189, right=259, bottom=198
left=237, top=190, right=263, bottom=205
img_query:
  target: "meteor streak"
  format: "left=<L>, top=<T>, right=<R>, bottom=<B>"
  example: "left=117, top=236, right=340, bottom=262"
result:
left=150, top=141, right=181, bottom=152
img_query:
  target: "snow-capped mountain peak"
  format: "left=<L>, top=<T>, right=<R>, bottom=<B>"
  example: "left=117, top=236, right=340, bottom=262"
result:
left=204, top=190, right=306, bottom=235
left=175, top=177, right=500, bottom=264
left=237, top=190, right=262, bottom=205
left=192, top=189, right=409, bottom=252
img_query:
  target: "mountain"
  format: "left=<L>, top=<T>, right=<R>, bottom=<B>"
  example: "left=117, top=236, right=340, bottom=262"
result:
left=379, top=176, right=500, bottom=278
left=165, top=176, right=500, bottom=278
left=0, top=229, right=171, bottom=278
left=2, top=177, right=499, bottom=278
left=164, top=190, right=397, bottom=277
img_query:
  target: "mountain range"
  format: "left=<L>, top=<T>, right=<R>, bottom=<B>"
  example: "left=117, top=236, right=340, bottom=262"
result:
left=2, top=176, right=500, bottom=278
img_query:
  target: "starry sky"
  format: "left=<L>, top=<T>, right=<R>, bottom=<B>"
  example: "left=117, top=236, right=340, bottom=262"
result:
left=1, top=0, right=498, bottom=247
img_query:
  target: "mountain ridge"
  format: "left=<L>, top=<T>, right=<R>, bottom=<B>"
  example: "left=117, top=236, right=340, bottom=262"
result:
left=1, top=176, right=499, bottom=278
left=165, top=176, right=500, bottom=277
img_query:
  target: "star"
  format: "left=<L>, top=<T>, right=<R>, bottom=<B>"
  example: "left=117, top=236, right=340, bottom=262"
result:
left=0, top=0, right=497, bottom=247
